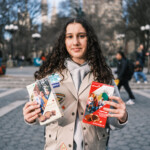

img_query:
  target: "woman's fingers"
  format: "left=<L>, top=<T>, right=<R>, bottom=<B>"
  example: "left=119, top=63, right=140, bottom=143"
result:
left=23, top=101, right=37, bottom=114
left=107, top=113, right=124, bottom=118
left=23, top=101, right=40, bottom=123
left=23, top=102, right=40, bottom=114
left=24, top=108, right=41, bottom=122
left=24, top=101, right=37, bottom=109
left=103, top=107, right=120, bottom=114
left=109, top=96, right=124, bottom=104
left=105, top=96, right=126, bottom=109
left=104, top=101, right=120, bottom=109
left=103, top=96, right=127, bottom=123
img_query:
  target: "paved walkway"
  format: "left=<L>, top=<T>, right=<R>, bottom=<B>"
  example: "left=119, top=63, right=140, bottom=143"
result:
left=5, top=66, right=39, bottom=77
left=108, top=90, right=150, bottom=150
left=0, top=88, right=150, bottom=150
left=0, top=88, right=45, bottom=150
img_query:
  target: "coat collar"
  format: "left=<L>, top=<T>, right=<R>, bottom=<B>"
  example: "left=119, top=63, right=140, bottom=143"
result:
left=78, top=71, right=93, bottom=96
left=57, top=69, right=93, bottom=99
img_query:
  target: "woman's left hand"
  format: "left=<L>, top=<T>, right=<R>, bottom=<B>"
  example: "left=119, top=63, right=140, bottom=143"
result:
left=103, top=96, right=128, bottom=123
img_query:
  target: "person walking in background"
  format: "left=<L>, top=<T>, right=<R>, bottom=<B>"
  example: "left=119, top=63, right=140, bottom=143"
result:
left=0, top=49, right=3, bottom=66
left=115, top=51, right=135, bottom=105
left=15, top=54, right=21, bottom=67
left=136, top=44, right=146, bottom=68
left=23, top=18, right=128, bottom=150
left=134, top=60, right=148, bottom=84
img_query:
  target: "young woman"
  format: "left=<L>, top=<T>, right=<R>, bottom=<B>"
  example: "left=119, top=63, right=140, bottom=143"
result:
left=23, top=18, right=128, bottom=150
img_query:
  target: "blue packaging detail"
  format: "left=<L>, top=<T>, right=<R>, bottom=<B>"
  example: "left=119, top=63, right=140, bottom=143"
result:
left=48, top=73, right=61, bottom=88
left=49, top=73, right=61, bottom=83
left=52, top=82, right=60, bottom=88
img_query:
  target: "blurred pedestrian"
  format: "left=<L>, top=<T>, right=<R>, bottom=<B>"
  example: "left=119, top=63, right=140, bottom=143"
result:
left=15, top=54, right=21, bottom=67
left=136, top=44, right=146, bottom=68
left=115, top=51, right=135, bottom=105
left=23, top=17, right=128, bottom=150
left=134, top=60, right=148, bottom=84
left=0, top=49, right=2, bottom=66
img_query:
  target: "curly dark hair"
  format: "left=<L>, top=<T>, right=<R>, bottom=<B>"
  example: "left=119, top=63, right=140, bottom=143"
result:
left=34, top=17, right=114, bottom=84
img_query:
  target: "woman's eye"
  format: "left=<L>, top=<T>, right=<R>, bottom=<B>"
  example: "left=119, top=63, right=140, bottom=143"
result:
left=66, top=35, right=72, bottom=39
left=79, top=35, right=86, bottom=38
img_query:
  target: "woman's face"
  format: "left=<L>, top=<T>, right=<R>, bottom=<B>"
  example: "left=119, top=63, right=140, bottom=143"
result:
left=65, top=22, right=88, bottom=64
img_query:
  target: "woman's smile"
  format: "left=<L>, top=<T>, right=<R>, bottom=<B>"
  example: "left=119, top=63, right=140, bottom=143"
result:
left=71, top=48, right=82, bottom=52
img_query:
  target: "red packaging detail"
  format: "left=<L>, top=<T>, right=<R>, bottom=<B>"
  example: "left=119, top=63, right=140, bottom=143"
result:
left=82, top=81, right=114, bottom=128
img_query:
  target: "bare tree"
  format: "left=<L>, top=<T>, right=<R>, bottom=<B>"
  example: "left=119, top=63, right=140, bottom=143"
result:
left=124, top=0, right=150, bottom=49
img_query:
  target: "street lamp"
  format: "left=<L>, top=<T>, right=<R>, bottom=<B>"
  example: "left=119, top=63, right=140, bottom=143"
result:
left=32, top=33, right=41, bottom=66
left=32, top=33, right=41, bottom=58
left=116, top=34, right=125, bottom=39
left=5, top=24, right=18, bottom=60
left=116, top=34, right=125, bottom=50
left=140, top=24, right=150, bottom=50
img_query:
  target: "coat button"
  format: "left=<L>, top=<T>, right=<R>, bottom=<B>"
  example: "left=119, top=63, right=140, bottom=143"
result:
left=49, top=134, right=51, bottom=138
left=81, top=112, right=84, bottom=115
left=103, top=134, right=105, bottom=137
left=85, top=142, right=88, bottom=146
left=83, top=127, right=86, bottom=130
left=68, top=144, right=72, bottom=147
left=72, top=112, right=75, bottom=116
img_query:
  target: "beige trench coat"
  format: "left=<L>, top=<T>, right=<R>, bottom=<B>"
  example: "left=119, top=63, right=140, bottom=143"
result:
left=44, top=69, right=126, bottom=150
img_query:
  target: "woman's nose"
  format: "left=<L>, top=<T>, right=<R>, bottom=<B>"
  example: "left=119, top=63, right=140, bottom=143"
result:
left=73, top=36, right=79, bottom=45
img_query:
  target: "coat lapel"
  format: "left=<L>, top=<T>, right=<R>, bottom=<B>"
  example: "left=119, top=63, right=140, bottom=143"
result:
left=57, top=70, right=93, bottom=99
left=59, top=70, right=78, bottom=99
left=78, top=72, right=94, bottom=96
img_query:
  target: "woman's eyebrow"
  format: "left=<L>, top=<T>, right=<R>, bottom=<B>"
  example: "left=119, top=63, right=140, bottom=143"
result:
left=66, top=33, right=72, bottom=35
left=78, top=32, right=87, bottom=35
left=66, top=32, right=86, bottom=35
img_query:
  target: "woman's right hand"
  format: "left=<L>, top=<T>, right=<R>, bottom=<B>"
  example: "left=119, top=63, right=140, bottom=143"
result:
left=23, top=101, right=41, bottom=123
